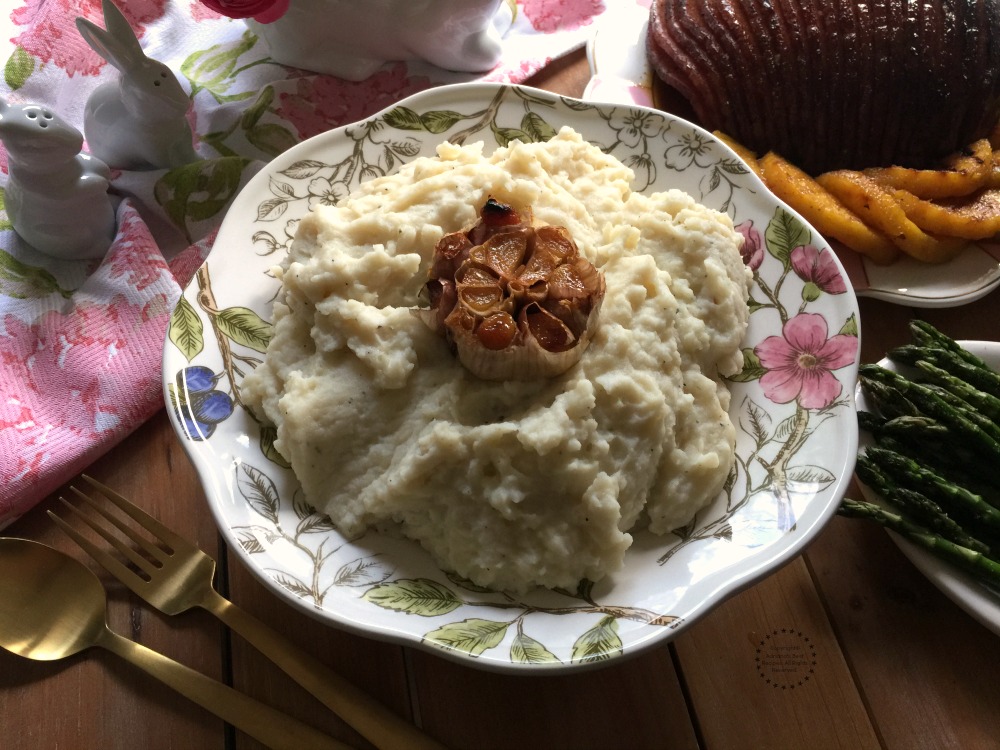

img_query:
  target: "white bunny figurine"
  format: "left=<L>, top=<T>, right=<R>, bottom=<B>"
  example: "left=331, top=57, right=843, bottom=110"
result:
left=0, top=99, right=117, bottom=261
left=76, top=0, right=198, bottom=170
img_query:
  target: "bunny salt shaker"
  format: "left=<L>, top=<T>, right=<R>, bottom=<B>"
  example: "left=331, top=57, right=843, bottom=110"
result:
left=0, top=100, right=116, bottom=261
left=76, top=0, right=198, bottom=171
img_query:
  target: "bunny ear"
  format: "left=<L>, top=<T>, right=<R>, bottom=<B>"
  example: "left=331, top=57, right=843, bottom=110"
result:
left=101, top=0, right=144, bottom=60
left=74, top=1, right=144, bottom=72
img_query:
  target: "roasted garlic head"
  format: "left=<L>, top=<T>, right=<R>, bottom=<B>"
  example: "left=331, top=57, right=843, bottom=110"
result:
left=423, top=197, right=605, bottom=380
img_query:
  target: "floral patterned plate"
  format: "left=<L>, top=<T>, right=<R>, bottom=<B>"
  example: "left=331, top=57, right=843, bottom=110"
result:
left=163, top=82, right=861, bottom=672
left=856, top=342, right=1000, bottom=637
left=585, top=0, right=1000, bottom=308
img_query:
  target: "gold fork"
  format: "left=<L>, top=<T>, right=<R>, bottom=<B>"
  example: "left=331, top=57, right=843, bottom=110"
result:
left=49, top=474, right=446, bottom=750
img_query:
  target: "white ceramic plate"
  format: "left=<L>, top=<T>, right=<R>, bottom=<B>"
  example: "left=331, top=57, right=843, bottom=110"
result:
left=856, top=342, right=1000, bottom=637
left=585, top=0, right=1000, bottom=308
left=164, top=81, right=861, bottom=672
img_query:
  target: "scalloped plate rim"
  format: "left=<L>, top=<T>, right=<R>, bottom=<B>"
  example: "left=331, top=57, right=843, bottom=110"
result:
left=163, top=81, right=861, bottom=673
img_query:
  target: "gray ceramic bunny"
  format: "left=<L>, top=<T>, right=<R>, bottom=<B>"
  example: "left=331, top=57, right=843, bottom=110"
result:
left=0, top=100, right=116, bottom=260
left=76, top=0, right=198, bottom=170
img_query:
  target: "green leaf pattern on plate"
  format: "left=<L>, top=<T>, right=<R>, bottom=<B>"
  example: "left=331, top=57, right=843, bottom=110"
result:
left=167, top=295, right=204, bottom=362
left=213, top=306, right=272, bottom=352
left=229, top=456, right=681, bottom=664
left=364, top=579, right=464, bottom=617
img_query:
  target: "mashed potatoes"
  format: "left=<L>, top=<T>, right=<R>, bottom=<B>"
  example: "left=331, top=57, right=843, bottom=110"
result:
left=241, top=127, right=752, bottom=593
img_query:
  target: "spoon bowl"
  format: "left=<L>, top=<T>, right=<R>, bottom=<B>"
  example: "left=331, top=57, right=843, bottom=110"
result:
left=0, top=537, right=106, bottom=661
left=0, top=537, right=351, bottom=750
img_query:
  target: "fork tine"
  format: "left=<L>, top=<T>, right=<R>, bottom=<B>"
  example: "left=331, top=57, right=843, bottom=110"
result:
left=47, top=508, right=152, bottom=589
left=68, top=486, right=168, bottom=564
left=81, top=473, right=189, bottom=551
left=57, top=495, right=160, bottom=574
left=67, top=485, right=170, bottom=563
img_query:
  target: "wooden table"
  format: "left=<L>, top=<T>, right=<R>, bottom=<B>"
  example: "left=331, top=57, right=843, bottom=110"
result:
left=4, top=50, right=1000, bottom=750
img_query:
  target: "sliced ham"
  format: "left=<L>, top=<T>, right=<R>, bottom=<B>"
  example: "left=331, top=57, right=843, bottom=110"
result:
left=647, top=0, right=1000, bottom=173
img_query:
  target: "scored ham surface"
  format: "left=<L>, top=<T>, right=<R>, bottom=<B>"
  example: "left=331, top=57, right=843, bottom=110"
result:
left=648, top=0, right=1000, bottom=173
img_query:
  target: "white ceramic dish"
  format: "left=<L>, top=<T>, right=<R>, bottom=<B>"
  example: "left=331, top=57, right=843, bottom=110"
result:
left=584, top=0, right=1000, bottom=308
left=164, top=81, right=861, bottom=672
left=856, top=342, right=1000, bottom=637
left=246, top=0, right=513, bottom=81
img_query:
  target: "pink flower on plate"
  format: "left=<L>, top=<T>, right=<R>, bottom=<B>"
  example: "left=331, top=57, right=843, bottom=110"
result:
left=790, top=244, right=847, bottom=299
left=12, top=0, right=169, bottom=77
left=521, top=0, right=605, bottom=33
left=755, top=312, right=856, bottom=410
left=735, top=220, right=764, bottom=270
left=276, top=64, right=431, bottom=140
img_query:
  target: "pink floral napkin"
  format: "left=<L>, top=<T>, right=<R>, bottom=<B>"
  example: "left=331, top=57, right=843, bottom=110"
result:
left=0, top=0, right=608, bottom=527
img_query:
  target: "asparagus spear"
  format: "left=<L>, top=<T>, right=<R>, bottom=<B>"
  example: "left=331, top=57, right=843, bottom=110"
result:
left=862, top=446, right=1000, bottom=533
left=858, top=377, right=920, bottom=419
left=908, top=320, right=993, bottom=372
left=855, top=454, right=991, bottom=553
left=871, top=431, right=1000, bottom=500
left=874, top=416, right=963, bottom=464
left=919, top=383, right=1000, bottom=442
left=914, top=360, right=1000, bottom=423
left=889, top=344, right=1000, bottom=402
left=838, top=498, right=1000, bottom=587
left=857, top=410, right=886, bottom=433
left=859, top=365, right=1000, bottom=461
left=876, top=414, right=974, bottom=462
left=848, top=321, right=1000, bottom=589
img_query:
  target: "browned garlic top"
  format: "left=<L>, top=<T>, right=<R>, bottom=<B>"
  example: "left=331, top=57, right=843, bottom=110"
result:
left=423, top=197, right=605, bottom=381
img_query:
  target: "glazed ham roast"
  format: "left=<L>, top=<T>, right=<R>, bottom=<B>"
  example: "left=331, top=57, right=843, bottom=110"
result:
left=647, top=0, right=1000, bottom=174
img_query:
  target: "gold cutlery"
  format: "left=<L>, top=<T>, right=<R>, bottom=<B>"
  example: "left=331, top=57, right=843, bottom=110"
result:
left=49, top=474, right=445, bottom=750
left=0, top=537, right=350, bottom=750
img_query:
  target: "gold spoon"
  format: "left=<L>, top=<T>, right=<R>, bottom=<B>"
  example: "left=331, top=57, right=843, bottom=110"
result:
left=0, top=537, right=352, bottom=750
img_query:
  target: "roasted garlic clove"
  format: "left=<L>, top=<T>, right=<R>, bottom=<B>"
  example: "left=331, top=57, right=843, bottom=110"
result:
left=423, top=197, right=605, bottom=381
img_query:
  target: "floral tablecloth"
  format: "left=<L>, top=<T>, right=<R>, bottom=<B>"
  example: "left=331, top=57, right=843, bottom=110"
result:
left=0, top=0, right=607, bottom=526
